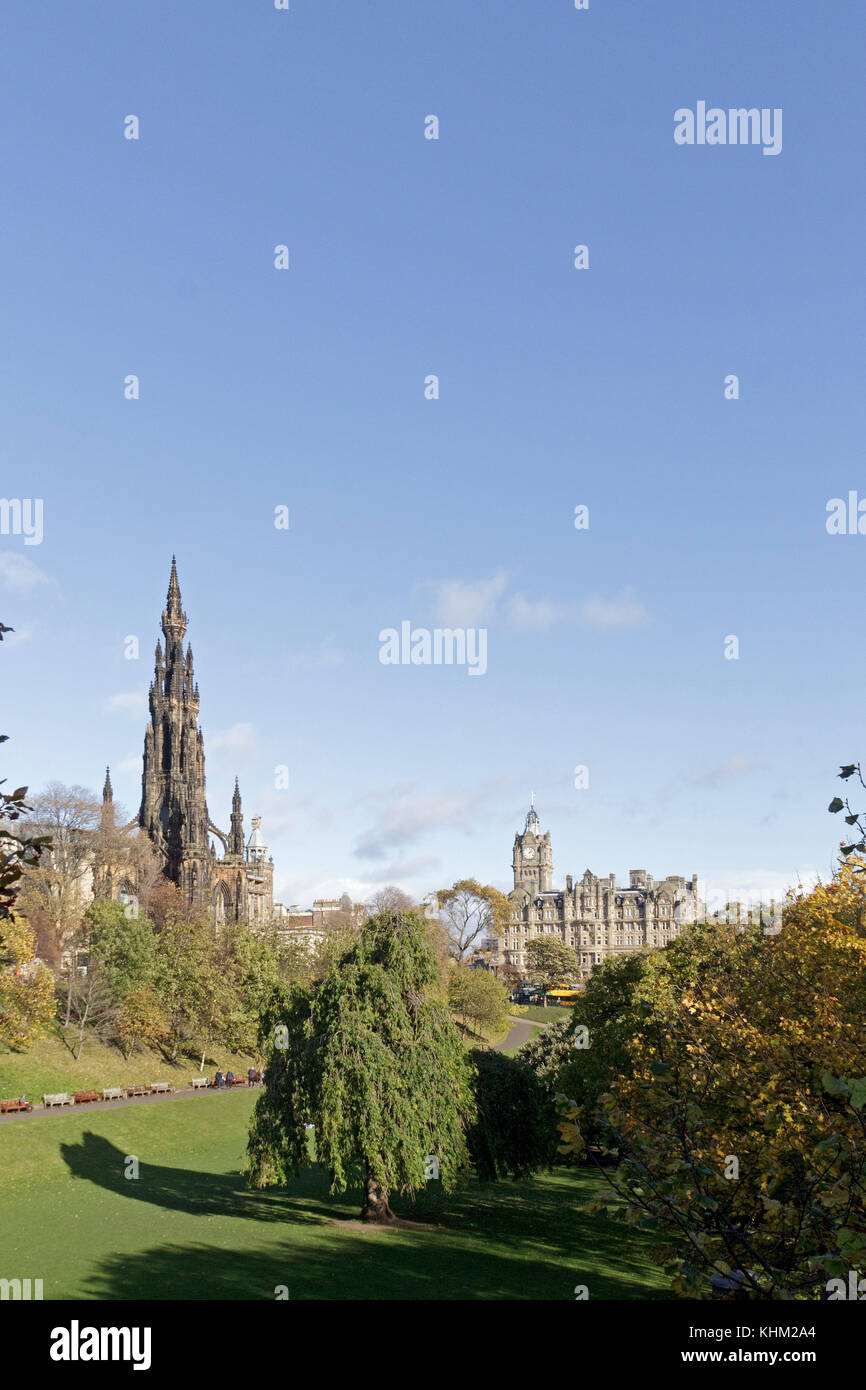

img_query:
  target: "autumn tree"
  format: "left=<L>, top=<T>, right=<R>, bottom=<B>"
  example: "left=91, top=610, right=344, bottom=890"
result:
left=59, top=958, right=115, bottom=1061
left=0, top=911, right=55, bottom=1047
left=558, top=868, right=866, bottom=1299
left=436, top=879, right=511, bottom=963
left=17, top=784, right=101, bottom=959
left=246, top=910, right=476, bottom=1222
left=115, top=984, right=168, bottom=1061
left=365, top=885, right=414, bottom=915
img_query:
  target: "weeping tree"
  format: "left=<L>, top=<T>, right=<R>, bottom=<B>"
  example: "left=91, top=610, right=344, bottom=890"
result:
left=246, top=910, right=476, bottom=1222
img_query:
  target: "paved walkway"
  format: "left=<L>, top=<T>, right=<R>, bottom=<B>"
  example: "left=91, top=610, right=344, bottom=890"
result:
left=0, top=1083, right=261, bottom=1124
left=491, top=1011, right=559, bottom=1053
left=492, top=1018, right=535, bottom=1052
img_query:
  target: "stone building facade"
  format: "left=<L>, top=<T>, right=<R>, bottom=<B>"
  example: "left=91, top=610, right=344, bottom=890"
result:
left=502, top=802, right=702, bottom=980
left=106, top=559, right=275, bottom=925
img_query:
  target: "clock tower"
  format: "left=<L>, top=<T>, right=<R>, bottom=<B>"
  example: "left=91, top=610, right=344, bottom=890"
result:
left=512, top=799, right=553, bottom=892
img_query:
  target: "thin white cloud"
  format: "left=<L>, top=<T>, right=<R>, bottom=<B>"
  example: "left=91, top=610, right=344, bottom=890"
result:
left=577, top=589, right=650, bottom=630
left=695, top=755, right=751, bottom=788
left=421, top=573, right=649, bottom=633
left=427, top=571, right=508, bottom=626
left=353, top=781, right=508, bottom=861
left=0, top=553, right=51, bottom=590
left=103, top=690, right=148, bottom=718
left=701, top=868, right=819, bottom=915
left=507, top=587, right=650, bottom=632
left=506, top=595, right=569, bottom=631
left=209, top=722, right=257, bottom=756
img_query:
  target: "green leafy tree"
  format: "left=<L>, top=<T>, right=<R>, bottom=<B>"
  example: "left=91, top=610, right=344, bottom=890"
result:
left=215, top=917, right=280, bottom=1056
left=448, top=963, right=509, bottom=1040
left=86, top=899, right=157, bottom=1002
left=524, top=936, right=580, bottom=1005
left=467, top=1050, right=558, bottom=1181
left=153, top=912, right=213, bottom=1063
left=247, top=910, right=476, bottom=1222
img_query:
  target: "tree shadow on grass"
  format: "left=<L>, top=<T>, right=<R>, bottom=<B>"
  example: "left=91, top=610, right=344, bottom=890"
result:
left=61, top=1137, right=673, bottom=1302
left=59, top=1130, right=343, bottom=1227
left=83, top=1226, right=645, bottom=1302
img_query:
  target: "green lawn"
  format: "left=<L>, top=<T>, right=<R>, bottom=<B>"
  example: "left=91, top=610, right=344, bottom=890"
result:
left=0, top=1089, right=673, bottom=1301
left=518, top=1005, right=573, bottom=1024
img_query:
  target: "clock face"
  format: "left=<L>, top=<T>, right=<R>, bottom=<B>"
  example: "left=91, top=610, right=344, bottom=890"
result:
left=524, top=847, right=536, bottom=861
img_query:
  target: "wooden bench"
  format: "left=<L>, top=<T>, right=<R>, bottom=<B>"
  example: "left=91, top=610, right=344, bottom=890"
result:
left=43, top=1092, right=73, bottom=1109
left=126, top=1084, right=147, bottom=1098
left=102, top=1087, right=124, bottom=1102
left=190, top=1077, right=209, bottom=1090
left=149, top=1081, right=171, bottom=1094
left=226, top=1075, right=247, bottom=1087
left=0, top=1098, right=33, bottom=1114
left=73, top=1090, right=100, bottom=1105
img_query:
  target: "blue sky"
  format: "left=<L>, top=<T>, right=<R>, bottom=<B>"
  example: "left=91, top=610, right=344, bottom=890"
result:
left=1, top=1, right=864, bottom=910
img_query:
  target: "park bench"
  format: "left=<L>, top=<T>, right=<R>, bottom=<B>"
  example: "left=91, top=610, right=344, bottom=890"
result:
left=102, top=1087, right=124, bottom=1102
left=227, top=1075, right=247, bottom=1087
left=43, top=1093, right=73, bottom=1108
left=0, top=1098, right=33, bottom=1114
left=126, top=1084, right=147, bottom=1098
left=191, top=1077, right=209, bottom=1090
left=73, top=1090, right=100, bottom=1105
left=149, top=1081, right=171, bottom=1094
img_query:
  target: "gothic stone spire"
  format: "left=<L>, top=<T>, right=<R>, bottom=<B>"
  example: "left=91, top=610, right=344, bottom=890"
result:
left=139, top=560, right=212, bottom=900
left=228, top=776, right=244, bottom=857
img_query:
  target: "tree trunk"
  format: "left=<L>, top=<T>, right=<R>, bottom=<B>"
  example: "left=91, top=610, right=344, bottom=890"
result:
left=361, top=1172, right=394, bottom=1223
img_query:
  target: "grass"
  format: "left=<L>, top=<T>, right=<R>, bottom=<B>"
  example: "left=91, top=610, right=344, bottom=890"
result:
left=0, top=1024, right=258, bottom=1102
left=517, top=1005, right=573, bottom=1024
left=0, top=1089, right=674, bottom=1301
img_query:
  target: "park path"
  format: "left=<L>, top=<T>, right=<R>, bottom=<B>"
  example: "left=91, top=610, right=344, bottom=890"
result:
left=0, top=1082, right=260, bottom=1124
left=491, top=1013, right=555, bottom=1052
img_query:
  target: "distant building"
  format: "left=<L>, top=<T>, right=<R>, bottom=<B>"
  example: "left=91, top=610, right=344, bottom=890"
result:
left=272, top=894, right=365, bottom=951
left=501, top=802, right=703, bottom=980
